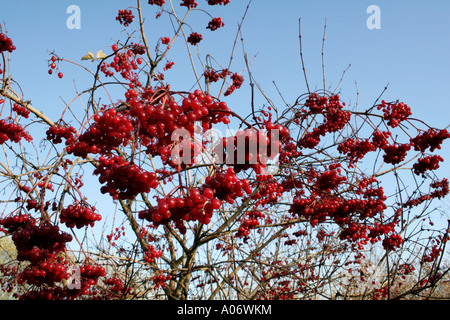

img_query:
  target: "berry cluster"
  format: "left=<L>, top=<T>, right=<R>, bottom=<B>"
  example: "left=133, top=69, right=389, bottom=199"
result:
left=45, top=124, right=76, bottom=144
left=148, top=0, right=165, bottom=6
left=94, top=155, right=159, bottom=200
left=382, top=143, right=411, bottom=165
left=11, top=223, right=72, bottom=263
left=102, top=276, right=131, bottom=298
left=251, top=174, right=285, bottom=207
left=410, top=128, right=450, bottom=152
left=12, top=103, right=30, bottom=118
left=224, top=72, right=244, bottom=96
left=60, top=202, right=102, bottom=229
left=187, top=32, right=203, bottom=45
left=0, top=118, right=33, bottom=144
left=0, top=32, right=16, bottom=53
left=101, top=48, right=140, bottom=81
left=153, top=273, right=172, bottom=288
left=144, top=244, right=163, bottom=263
left=206, top=17, right=225, bottom=31
left=313, top=163, right=347, bottom=193
left=133, top=89, right=231, bottom=167
left=180, top=0, right=198, bottom=8
left=337, top=138, right=376, bottom=167
left=297, top=94, right=351, bottom=149
left=236, top=210, right=265, bottom=239
left=215, top=123, right=286, bottom=174
left=161, top=37, right=170, bottom=45
left=48, top=55, right=63, bottom=78
left=116, top=9, right=134, bottom=26
left=138, top=187, right=218, bottom=233
left=18, top=258, right=69, bottom=287
left=207, top=0, right=231, bottom=5
left=413, top=155, right=443, bottom=176
left=377, top=100, right=412, bottom=128
left=66, top=108, right=133, bottom=158
left=203, top=168, right=252, bottom=204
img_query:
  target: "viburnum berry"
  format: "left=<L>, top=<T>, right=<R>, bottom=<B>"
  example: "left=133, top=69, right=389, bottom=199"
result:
left=0, top=32, right=16, bottom=53
left=148, top=0, right=165, bottom=6
left=161, top=37, right=170, bottom=45
left=116, top=9, right=134, bottom=27
left=0, top=118, right=33, bottom=144
left=60, top=202, right=102, bottom=229
left=180, top=0, right=197, bottom=8
left=382, top=143, right=411, bottom=165
left=410, top=128, right=450, bottom=152
left=12, top=103, right=30, bottom=118
left=207, top=0, right=231, bottom=5
left=206, top=17, right=225, bottom=31
left=187, top=32, right=202, bottom=45
left=412, top=155, right=443, bottom=176
left=46, top=123, right=76, bottom=144
left=377, top=100, right=412, bottom=128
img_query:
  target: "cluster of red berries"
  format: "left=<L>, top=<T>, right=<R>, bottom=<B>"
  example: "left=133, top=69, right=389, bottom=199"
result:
left=153, top=273, right=172, bottom=289
left=94, top=155, right=159, bottom=200
left=313, top=163, right=347, bottom=193
left=251, top=174, right=285, bottom=207
left=236, top=210, right=265, bottom=239
left=48, top=55, right=63, bottom=78
left=180, top=0, right=198, bottom=8
left=12, top=103, right=30, bottom=118
left=224, top=72, right=244, bottom=96
left=144, top=244, right=163, bottom=263
left=338, top=138, right=376, bottom=167
left=207, top=0, right=231, bottom=5
left=203, top=168, right=252, bottom=204
left=133, top=89, right=231, bottom=167
left=298, top=94, right=351, bottom=149
left=0, top=118, right=33, bottom=144
left=101, top=47, right=141, bottom=81
left=148, top=0, right=165, bottom=6
left=381, top=143, right=411, bottom=165
left=18, top=258, right=69, bottom=287
left=161, top=37, right=170, bottom=45
left=0, top=32, right=16, bottom=53
left=410, top=128, right=450, bottom=152
left=116, top=9, right=134, bottom=26
left=413, top=155, right=443, bottom=176
left=377, top=100, right=412, bottom=128
left=60, top=202, right=102, bottom=229
left=66, top=108, right=133, bottom=158
left=163, top=61, right=175, bottom=71
left=46, top=124, right=76, bottom=144
left=0, top=214, right=85, bottom=299
left=203, top=68, right=230, bottom=83
left=139, top=187, right=218, bottom=233
left=102, top=276, right=131, bottom=297
left=187, top=32, right=203, bottom=45
left=206, top=17, right=225, bottom=31
left=11, top=223, right=72, bottom=263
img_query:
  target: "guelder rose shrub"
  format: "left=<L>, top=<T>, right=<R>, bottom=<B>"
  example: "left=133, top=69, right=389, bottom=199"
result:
left=0, top=1, right=449, bottom=300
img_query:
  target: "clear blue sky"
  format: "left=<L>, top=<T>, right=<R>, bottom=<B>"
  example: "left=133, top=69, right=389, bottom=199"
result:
left=2, top=1, right=450, bottom=217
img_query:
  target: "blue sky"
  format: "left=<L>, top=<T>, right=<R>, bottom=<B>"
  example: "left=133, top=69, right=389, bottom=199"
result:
left=2, top=1, right=449, bottom=125
left=2, top=1, right=450, bottom=223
